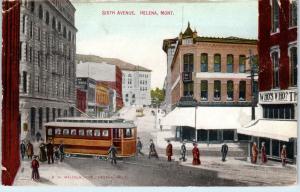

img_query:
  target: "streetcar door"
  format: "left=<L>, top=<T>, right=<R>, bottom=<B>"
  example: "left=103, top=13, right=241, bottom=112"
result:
left=112, top=128, right=122, bottom=151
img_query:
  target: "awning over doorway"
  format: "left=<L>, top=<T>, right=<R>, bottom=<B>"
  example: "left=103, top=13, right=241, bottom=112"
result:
left=160, top=106, right=254, bottom=130
left=237, top=119, right=297, bottom=142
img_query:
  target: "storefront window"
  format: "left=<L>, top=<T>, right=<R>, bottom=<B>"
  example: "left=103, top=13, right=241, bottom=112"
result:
left=263, top=104, right=295, bottom=119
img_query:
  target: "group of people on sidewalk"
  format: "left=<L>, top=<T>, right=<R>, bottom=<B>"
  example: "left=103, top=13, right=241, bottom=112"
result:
left=251, top=142, right=288, bottom=167
left=20, top=139, right=65, bottom=181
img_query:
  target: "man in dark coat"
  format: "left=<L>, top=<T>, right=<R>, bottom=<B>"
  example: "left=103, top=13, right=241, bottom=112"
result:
left=108, top=144, right=117, bottom=164
left=221, top=142, right=228, bottom=162
left=179, top=141, right=187, bottom=162
left=27, top=141, right=34, bottom=160
left=46, top=140, right=54, bottom=164
left=20, top=140, right=26, bottom=160
left=136, top=137, right=144, bottom=156
left=149, top=139, right=159, bottom=159
left=31, top=155, right=40, bottom=181
left=59, top=141, right=65, bottom=162
left=166, top=140, right=173, bottom=162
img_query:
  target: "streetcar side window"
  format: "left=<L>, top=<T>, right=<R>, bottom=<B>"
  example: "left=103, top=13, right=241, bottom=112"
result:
left=47, top=128, right=53, bottom=136
left=87, top=129, right=93, bottom=136
left=124, top=128, right=132, bottom=138
left=94, top=129, right=101, bottom=137
left=63, top=129, right=69, bottom=135
left=79, top=129, right=85, bottom=136
left=71, top=129, right=77, bottom=136
left=102, top=129, right=109, bottom=137
left=55, top=128, right=61, bottom=135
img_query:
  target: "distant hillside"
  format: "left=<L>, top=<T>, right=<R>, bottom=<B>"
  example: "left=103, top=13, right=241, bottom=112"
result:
left=76, top=54, right=151, bottom=72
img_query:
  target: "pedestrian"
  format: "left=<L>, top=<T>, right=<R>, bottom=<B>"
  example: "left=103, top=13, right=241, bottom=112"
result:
left=192, top=143, right=201, bottom=165
left=166, top=140, right=173, bottom=162
left=31, top=155, right=40, bottom=181
left=251, top=142, right=258, bottom=164
left=281, top=145, right=287, bottom=167
left=261, top=142, right=267, bottom=164
left=108, top=144, right=117, bottom=164
left=148, top=139, right=159, bottom=159
left=20, top=140, right=26, bottom=160
left=27, top=141, right=34, bottom=160
left=59, top=141, right=65, bottom=162
left=221, top=142, right=228, bottom=162
left=39, top=140, right=47, bottom=162
left=46, top=140, right=54, bottom=164
left=35, top=132, right=41, bottom=142
left=179, top=141, right=187, bottom=162
left=136, top=137, right=144, bottom=156
left=54, top=146, right=60, bottom=161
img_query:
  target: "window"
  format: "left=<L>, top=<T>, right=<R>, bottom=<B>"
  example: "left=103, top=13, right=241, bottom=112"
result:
left=52, top=108, right=56, bottom=121
left=68, top=31, right=71, bottom=41
left=102, top=129, right=109, bottom=137
left=290, top=47, right=297, bottom=86
left=46, top=11, right=49, bottom=25
left=46, top=107, right=49, bottom=122
left=124, top=128, right=132, bottom=138
left=200, top=80, right=208, bottom=100
left=79, top=129, right=85, bottom=136
left=47, top=129, right=52, bottom=136
left=271, top=0, right=279, bottom=33
left=23, top=71, right=27, bottom=93
left=58, top=108, right=61, bottom=117
left=55, top=128, right=61, bottom=135
left=30, top=1, right=35, bottom=12
left=183, top=54, right=194, bottom=72
left=290, top=0, right=297, bottom=27
left=63, top=26, right=66, bottom=38
left=63, top=129, right=69, bottom=135
left=271, top=51, right=279, bottom=88
left=201, top=53, right=208, bottom=72
left=87, top=130, right=93, bottom=136
left=183, top=82, right=194, bottom=96
left=38, top=108, right=43, bottom=130
left=214, top=54, right=221, bottom=72
left=263, top=104, right=295, bottom=119
left=94, top=129, right=101, bottom=136
left=58, top=21, right=61, bottom=32
left=29, top=46, right=32, bottom=62
left=227, top=80, right=234, bottom=100
left=30, top=21, right=33, bottom=38
left=22, top=15, right=26, bottom=33
left=38, top=5, right=43, bottom=20
left=227, top=54, right=233, bottom=73
left=71, top=129, right=77, bottom=135
left=52, top=17, right=56, bottom=29
left=239, top=55, right=246, bottom=73
left=239, top=81, right=246, bottom=100
left=214, top=80, right=221, bottom=100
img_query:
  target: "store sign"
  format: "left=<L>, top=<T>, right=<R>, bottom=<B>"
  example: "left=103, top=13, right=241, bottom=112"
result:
left=182, top=72, right=192, bottom=82
left=259, top=89, right=297, bottom=104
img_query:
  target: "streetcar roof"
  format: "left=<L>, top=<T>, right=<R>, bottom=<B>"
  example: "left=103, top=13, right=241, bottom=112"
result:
left=44, top=121, right=136, bottom=129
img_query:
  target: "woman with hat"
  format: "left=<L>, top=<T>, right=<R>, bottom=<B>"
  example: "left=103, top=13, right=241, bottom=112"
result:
left=261, top=142, right=267, bottom=164
left=192, top=143, right=201, bottom=165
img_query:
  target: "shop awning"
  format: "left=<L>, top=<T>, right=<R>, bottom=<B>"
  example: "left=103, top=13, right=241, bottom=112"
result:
left=237, top=119, right=298, bottom=142
left=160, top=106, right=254, bottom=130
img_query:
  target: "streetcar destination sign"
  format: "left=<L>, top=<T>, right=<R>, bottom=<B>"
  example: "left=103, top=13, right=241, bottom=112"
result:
left=259, top=89, right=297, bottom=104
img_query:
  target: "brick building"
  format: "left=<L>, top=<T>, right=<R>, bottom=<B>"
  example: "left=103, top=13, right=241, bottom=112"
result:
left=76, top=88, right=87, bottom=116
left=238, top=0, right=297, bottom=163
left=19, top=0, right=77, bottom=140
left=161, top=23, right=258, bottom=143
left=95, top=82, right=110, bottom=117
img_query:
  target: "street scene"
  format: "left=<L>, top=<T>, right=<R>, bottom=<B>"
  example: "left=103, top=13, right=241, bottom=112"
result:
left=0, top=0, right=298, bottom=187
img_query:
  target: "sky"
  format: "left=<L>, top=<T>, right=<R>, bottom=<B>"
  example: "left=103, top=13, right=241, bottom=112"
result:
left=73, top=0, right=258, bottom=89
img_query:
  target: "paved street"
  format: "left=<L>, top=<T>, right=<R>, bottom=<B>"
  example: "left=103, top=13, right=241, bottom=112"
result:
left=14, top=107, right=297, bottom=186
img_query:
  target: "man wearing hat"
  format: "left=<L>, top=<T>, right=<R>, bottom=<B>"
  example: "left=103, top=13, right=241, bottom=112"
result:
left=46, top=140, right=54, bottom=164
left=166, top=140, right=173, bottom=162
left=31, top=155, right=40, bottom=181
left=179, top=141, right=187, bottom=162
left=261, top=142, right=267, bottom=164
left=136, top=137, right=144, bottom=156
left=281, top=145, right=287, bottom=167
left=20, top=140, right=26, bottom=160
left=149, top=139, right=158, bottom=159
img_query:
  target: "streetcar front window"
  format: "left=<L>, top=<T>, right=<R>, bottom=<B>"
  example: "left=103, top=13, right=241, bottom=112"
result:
left=87, top=129, right=93, bottom=136
left=55, top=128, right=61, bottom=135
left=79, top=129, right=85, bottom=136
left=102, top=129, right=109, bottom=137
left=63, top=129, right=69, bottom=135
left=47, top=128, right=52, bottom=136
left=94, top=129, right=101, bottom=136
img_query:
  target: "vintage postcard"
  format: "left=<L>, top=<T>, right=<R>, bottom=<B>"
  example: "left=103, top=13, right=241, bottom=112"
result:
left=0, top=0, right=298, bottom=189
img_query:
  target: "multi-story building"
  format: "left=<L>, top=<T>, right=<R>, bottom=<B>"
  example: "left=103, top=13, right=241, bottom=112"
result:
left=122, top=68, right=152, bottom=106
left=76, top=77, right=96, bottom=117
left=95, top=82, right=110, bottom=117
left=19, top=0, right=77, bottom=140
left=161, top=23, right=258, bottom=142
left=238, top=0, right=297, bottom=163
left=76, top=88, right=87, bottom=116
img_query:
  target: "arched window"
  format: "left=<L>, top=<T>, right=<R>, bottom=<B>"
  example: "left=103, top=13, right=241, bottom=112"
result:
left=46, top=11, right=49, bottom=25
left=63, top=26, right=66, bottom=38
left=239, top=81, right=246, bottom=100
left=38, top=5, right=43, bottom=20
left=227, top=54, right=233, bottom=73
left=271, top=51, right=279, bottom=88
left=201, top=53, right=208, bottom=72
left=290, top=47, right=297, bottom=86
left=239, top=55, right=246, bottom=73
left=52, top=17, right=56, bottom=29
left=183, top=53, right=194, bottom=72
left=227, top=80, right=234, bottom=100
left=214, top=54, right=221, bottom=72
left=214, top=80, right=221, bottom=100
left=271, top=0, right=279, bottom=33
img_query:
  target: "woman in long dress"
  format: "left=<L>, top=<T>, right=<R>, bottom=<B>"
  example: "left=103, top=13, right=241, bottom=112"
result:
left=39, top=142, right=47, bottom=162
left=192, top=143, right=201, bottom=165
left=261, top=142, right=267, bottom=164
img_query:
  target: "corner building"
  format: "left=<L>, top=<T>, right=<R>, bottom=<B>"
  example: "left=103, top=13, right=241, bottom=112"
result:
left=19, top=0, right=77, bottom=140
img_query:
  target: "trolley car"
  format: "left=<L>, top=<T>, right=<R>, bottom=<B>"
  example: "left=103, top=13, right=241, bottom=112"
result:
left=45, top=117, right=137, bottom=157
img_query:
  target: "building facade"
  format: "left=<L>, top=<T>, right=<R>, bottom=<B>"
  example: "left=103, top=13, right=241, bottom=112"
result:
left=76, top=77, right=96, bottom=117
left=122, top=69, right=152, bottom=106
left=95, top=82, right=110, bottom=117
left=19, top=0, right=77, bottom=140
left=162, top=23, right=258, bottom=142
left=239, top=0, right=297, bottom=162
left=76, top=88, right=87, bottom=116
